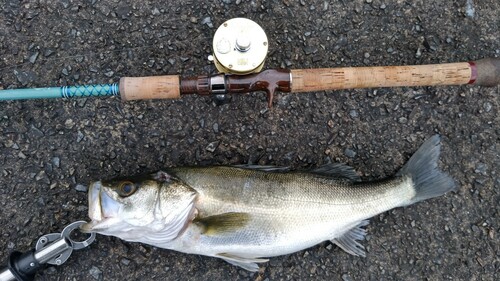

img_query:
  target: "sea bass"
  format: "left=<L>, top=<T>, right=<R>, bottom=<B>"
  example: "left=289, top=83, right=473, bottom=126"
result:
left=81, top=135, right=455, bottom=271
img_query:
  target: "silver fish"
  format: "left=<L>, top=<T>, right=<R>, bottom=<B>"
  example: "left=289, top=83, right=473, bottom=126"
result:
left=81, top=135, right=455, bottom=271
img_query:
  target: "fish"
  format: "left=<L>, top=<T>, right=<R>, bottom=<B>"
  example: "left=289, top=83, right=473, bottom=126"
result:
left=81, top=135, right=456, bottom=271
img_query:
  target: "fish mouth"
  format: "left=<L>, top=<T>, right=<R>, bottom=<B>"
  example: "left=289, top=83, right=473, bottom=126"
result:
left=80, top=181, right=123, bottom=233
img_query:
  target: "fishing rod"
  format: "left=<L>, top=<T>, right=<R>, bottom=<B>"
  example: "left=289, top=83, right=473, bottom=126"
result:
left=1, top=18, right=498, bottom=107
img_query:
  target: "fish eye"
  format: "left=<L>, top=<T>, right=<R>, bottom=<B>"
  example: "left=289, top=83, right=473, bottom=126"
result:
left=118, top=181, right=137, bottom=197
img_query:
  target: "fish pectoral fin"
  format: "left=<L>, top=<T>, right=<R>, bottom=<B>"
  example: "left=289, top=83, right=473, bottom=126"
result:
left=194, top=212, right=250, bottom=236
left=331, top=220, right=369, bottom=257
left=216, top=253, right=268, bottom=272
left=311, top=163, right=361, bottom=182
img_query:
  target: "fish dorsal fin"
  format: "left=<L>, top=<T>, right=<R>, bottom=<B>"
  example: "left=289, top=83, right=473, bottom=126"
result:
left=331, top=220, right=369, bottom=257
left=194, top=212, right=250, bottom=236
left=233, top=164, right=291, bottom=172
left=311, top=163, right=361, bottom=182
left=216, top=253, right=268, bottom=272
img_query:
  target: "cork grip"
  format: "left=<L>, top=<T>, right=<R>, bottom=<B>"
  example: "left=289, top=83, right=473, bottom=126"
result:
left=291, top=62, right=478, bottom=93
left=119, top=75, right=181, bottom=101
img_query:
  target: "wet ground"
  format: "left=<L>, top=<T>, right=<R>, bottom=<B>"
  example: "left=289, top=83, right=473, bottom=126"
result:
left=0, top=0, right=498, bottom=280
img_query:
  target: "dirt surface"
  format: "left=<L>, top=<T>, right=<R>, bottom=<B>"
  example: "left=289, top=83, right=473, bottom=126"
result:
left=0, top=1, right=498, bottom=280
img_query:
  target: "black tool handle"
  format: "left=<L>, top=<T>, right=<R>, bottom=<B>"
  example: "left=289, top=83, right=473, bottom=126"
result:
left=0, top=251, right=43, bottom=281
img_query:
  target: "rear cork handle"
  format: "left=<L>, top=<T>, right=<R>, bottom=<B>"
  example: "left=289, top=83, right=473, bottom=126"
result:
left=119, top=75, right=181, bottom=101
left=291, top=58, right=499, bottom=92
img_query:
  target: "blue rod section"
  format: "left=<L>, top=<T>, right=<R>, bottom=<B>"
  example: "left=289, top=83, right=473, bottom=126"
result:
left=0, top=83, right=119, bottom=100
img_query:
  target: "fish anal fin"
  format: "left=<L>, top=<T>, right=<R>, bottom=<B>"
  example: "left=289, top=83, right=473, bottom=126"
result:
left=194, top=212, right=250, bottom=236
left=216, top=253, right=268, bottom=272
left=312, top=163, right=361, bottom=182
left=331, top=220, right=369, bottom=257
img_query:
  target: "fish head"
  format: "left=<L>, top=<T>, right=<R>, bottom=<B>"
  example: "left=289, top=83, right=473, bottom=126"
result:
left=81, top=171, right=198, bottom=244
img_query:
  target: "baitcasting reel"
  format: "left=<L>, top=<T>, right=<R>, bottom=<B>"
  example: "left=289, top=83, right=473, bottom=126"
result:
left=210, top=18, right=269, bottom=75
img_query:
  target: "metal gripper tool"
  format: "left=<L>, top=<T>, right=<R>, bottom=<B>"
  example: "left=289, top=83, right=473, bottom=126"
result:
left=0, top=221, right=96, bottom=281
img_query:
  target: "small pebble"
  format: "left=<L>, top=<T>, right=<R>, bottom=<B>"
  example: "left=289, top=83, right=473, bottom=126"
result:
left=474, top=163, right=487, bottom=175
left=201, top=17, right=213, bottom=28
left=344, top=148, right=356, bottom=158
left=483, top=102, right=492, bottom=112
left=89, top=266, right=102, bottom=280
left=14, top=70, right=28, bottom=85
left=303, top=46, right=318, bottom=55
left=64, top=119, right=75, bottom=129
left=45, top=267, right=57, bottom=274
left=29, top=52, right=39, bottom=64
left=31, top=125, right=44, bottom=137
left=77, top=131, right=84, bottom=143
left=323, top=1, right=329, bottom=11
left=35, top=171, right=46, bottom=181
left=415, top=48, right=422, bottom=58
left=342, top=274, right=353, bottom=281
left=61, top=0, right=70, bottom=9
left=206, top=141, right=220, bottom=152
left=52, top=157, right=61, bottom=168
left=75, top=184, right=88, bottom=192
left=471, top=225, right=480, bottom=233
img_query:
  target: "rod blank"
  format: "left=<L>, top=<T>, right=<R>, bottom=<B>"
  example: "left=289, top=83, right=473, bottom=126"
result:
left=0, top=84, right=119, bottom=100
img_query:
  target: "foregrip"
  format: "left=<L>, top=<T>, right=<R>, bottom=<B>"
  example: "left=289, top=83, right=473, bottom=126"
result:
left=119, top=75, right=181, bottom=101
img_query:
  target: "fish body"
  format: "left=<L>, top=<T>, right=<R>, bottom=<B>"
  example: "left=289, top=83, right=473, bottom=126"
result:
left=82, top=135, right=455, bottom=271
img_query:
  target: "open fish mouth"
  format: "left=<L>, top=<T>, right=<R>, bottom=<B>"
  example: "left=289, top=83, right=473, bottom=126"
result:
left=80, top=181, right=123, bottom=233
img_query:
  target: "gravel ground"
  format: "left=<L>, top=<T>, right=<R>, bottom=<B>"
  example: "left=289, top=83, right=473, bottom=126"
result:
left=0, top=1, right=498, bottom=280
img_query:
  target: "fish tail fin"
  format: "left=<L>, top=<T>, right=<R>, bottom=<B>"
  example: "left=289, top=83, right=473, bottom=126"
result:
left=397, top=135, right=456, bottom=205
